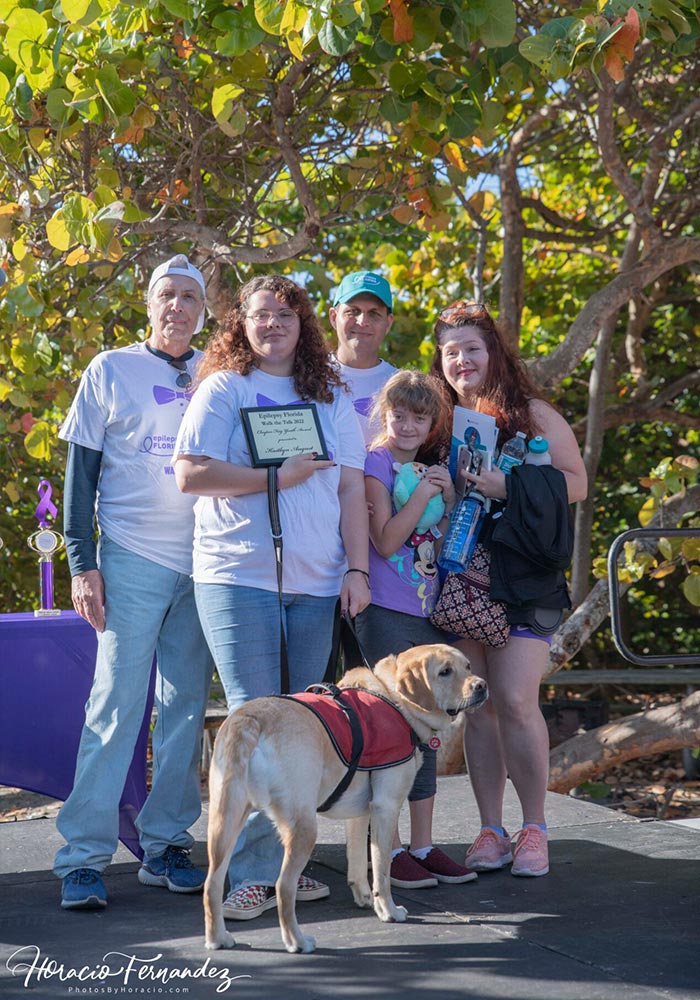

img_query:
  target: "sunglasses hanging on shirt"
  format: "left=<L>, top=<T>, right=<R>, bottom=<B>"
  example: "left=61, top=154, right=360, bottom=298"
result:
left=168, top=358, right=192, bottom=390
left=145, top=343, right=194, bottom=389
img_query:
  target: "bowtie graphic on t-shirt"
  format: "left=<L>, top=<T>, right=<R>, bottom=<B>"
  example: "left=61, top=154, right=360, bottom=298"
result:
left=256, top=393, right=303, bottom=407
left=153, top=385, right=191, bottom=405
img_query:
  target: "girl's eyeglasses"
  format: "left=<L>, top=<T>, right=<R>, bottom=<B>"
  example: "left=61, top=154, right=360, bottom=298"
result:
left=246, top=309, right=298, bottom=326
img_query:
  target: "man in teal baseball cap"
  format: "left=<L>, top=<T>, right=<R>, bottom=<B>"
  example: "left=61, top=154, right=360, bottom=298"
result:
left=329, top=271, right=396, bottom=444
left=333, top=270, right=393, bottom=311
left=325, top=270, right=397, bottom=682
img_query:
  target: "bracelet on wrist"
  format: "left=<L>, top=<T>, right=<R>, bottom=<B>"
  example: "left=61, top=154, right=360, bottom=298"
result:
left=344, top=568, right=370, bottom=584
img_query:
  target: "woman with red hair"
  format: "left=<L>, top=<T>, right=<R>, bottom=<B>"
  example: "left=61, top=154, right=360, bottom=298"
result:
left=431, top=301, right=586, bottom=879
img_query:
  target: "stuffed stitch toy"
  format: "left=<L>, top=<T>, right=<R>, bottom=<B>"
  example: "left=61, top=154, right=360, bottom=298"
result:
left=392, top=461, right=445, bottom=536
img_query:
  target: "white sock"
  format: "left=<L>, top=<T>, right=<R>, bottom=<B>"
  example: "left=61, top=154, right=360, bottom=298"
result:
left=409, top=846, right=433, bottom=860
left=391, top=848, right=405, bottom=860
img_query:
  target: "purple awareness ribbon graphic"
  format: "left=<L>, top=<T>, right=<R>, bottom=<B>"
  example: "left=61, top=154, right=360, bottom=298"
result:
left=153, top=385, right=190, bottom=405
left=34, top=479, right=58, bottom=528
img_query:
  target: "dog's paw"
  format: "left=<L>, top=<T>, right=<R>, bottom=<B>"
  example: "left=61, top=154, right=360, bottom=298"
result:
left=349, top=881, right=372, bottom=909
left=285, top=934, right=316, bottom=954
left=205, top=931, right=235, bottom=950
left=374, top=899, right=409, bottom=923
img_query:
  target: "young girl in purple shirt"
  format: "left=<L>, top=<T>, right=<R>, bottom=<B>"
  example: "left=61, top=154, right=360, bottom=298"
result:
left=355, top=370, right=477, bottom=889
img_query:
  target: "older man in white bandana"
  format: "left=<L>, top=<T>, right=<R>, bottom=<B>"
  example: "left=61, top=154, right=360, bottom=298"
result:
left=54, top=255, right=213, bottom=909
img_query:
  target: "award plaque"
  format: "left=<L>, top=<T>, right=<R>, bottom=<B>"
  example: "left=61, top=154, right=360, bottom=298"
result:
left=240, top=404, right=329, bottom=468
left=28, top=479, right=64, bottom=616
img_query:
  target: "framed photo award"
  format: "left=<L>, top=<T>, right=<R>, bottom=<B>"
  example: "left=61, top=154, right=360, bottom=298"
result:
left=240, top=404, right=329, bottom=468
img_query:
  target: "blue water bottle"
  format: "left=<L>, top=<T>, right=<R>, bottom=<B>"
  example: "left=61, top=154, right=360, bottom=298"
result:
left=438, top=490, right=485, bottom=573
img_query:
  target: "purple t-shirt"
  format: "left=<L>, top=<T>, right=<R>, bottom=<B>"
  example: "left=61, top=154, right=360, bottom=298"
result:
left=365, top=447, right=440, bottom=619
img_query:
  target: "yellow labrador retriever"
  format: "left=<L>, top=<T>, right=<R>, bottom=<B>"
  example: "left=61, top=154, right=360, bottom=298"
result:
left=204, top=643, right=487, bottom=954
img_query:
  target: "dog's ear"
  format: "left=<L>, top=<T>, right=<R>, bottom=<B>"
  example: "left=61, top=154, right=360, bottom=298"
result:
left=394, top=649, right=437, bottom=710
left=373, top=653, right=397, bottom=684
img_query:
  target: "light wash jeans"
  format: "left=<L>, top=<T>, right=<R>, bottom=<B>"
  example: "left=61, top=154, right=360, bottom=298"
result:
left=194, top=582, right=336, bottom=889
left=54, top=536, right=213, bottom=877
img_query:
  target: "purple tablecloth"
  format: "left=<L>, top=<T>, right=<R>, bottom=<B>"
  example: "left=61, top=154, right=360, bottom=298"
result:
left=0, top=611, right=154, bottom=859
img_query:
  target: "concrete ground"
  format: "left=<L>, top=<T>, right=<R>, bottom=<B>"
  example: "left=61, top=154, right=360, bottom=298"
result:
left=1, top=776, right=698, bottom=1000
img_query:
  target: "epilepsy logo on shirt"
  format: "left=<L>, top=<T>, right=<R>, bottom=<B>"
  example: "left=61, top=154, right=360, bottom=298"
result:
left=139, top=433, right=177, bottom=457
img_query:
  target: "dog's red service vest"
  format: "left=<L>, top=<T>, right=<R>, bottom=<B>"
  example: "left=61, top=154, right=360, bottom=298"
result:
left=290, top=688, right=418, bottom=770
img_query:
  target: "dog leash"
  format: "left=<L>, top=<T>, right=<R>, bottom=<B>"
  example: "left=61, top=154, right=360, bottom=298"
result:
left=340, top=609, right=373, bottom=673
left=267, top=465, right=290, bottom=695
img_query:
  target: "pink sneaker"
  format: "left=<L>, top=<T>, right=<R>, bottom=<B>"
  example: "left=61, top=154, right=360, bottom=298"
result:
left=464, top=828, right=513, bottom=871
left=511, top=825, right=549, bottom=877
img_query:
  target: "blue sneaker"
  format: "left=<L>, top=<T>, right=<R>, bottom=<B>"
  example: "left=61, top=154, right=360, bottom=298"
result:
left=61, top=868, right=107, bottom=910
left=138, top=846, right=205, bottom=894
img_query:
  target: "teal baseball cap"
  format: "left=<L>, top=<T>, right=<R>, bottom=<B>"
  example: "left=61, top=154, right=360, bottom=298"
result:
left=333, top=271, right=393, bottom=311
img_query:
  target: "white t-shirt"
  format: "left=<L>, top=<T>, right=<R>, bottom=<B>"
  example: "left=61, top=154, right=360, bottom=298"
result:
left=59, top=342, right=200, bottom=575
left=174, top=368, right=366, bottom=595
left=334, top=359, right=398, bottom=446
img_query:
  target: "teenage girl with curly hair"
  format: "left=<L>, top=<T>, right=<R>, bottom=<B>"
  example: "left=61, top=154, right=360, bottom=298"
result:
left=196, top=274, right=344, bottom=401
left=174, top=275, right=370, bottom=920
left=430, top=301, right=587, bottom=879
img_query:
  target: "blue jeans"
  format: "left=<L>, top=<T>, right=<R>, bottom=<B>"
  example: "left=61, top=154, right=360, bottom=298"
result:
left=195, top=583, right=336, bottom=888
left=54, top=536, right=213, bottom=877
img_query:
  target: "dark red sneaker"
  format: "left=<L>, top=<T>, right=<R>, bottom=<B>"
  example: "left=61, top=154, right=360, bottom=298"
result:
left=415, top=847, right=478, bottom=884
left=390, top=850, right=438, bottom=889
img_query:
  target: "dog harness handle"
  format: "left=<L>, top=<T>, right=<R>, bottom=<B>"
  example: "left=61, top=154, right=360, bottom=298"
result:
left=313, top=689, right=366, bottom=813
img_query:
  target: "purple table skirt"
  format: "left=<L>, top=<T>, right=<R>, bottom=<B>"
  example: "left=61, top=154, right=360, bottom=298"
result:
left=0, top=610, right=154, bottom=859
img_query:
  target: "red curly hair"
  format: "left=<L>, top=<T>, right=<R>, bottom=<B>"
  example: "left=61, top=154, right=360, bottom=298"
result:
left=430, top=301, right=548, bottom=445
left=197, top=275, right=344, bottom=404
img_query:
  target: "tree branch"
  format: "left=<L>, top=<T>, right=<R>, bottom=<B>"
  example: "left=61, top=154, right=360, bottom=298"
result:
left=548, top=690, right=700, bottom=792
left=597, top=73, right=658, bottom=247
left=530, top=237, right=700, bottom=387
left=128, top=218, right=319, bottom=265
left=451, top=182, right=489, bottom=301
left=572, top=405, right=700, bottom=435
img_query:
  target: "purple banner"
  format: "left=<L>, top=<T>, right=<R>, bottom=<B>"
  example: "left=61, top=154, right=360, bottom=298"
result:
left=0, top=612, right=155, bottom=859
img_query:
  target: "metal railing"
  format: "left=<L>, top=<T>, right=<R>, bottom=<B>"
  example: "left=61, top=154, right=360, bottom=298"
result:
left=608, top=527, right=700, bottom=667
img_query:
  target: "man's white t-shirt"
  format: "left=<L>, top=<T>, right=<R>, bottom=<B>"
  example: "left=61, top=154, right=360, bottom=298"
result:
left=334, top=359, right=398, bottom=446
left=59, top=342, right=199, bottom=575
left=174, top=368, right=366, bottom=596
